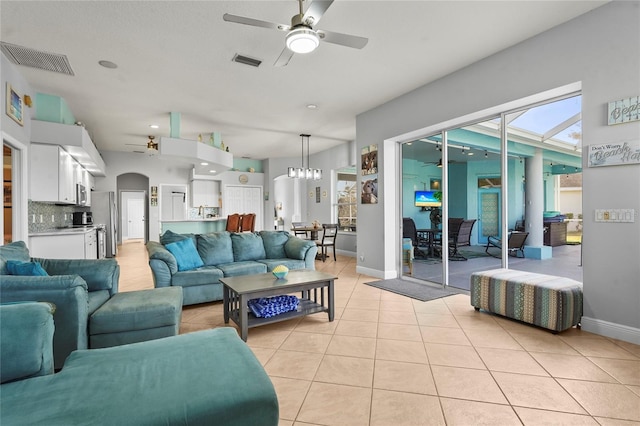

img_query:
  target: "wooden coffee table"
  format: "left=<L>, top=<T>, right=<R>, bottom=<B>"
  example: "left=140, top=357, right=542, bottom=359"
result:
left=221, top=269, right=336, bottom=341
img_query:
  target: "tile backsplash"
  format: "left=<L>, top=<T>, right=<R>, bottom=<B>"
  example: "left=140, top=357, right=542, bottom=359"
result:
left=187, top=206, right=219, bottom=219
left=28, top=201, right=85, bottom=233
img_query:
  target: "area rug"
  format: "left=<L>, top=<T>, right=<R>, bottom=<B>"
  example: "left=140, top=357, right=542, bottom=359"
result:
left=365, top=279, right=458, bottom=302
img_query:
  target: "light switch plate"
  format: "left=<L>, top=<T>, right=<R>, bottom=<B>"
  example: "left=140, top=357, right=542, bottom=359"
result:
left=595, top=208, right=635, bottom=222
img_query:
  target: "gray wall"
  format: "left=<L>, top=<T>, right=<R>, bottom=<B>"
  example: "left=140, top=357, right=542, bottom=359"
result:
left=356, top=2, right=640, bottom=342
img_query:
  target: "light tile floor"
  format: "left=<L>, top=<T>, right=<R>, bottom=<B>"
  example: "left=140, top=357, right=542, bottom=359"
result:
left=118, top=240, right=640, bottom=425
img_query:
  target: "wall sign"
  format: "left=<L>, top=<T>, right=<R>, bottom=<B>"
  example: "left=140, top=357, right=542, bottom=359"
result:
left=608, top=95, right=640, bottom=125
left=588, top=141, right=640, bottom=167
left=5, top=83, right=23, bottom=126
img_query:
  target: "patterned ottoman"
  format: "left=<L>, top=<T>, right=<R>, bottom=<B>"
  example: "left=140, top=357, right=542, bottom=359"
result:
left=470, top=268, right=583, bottom=332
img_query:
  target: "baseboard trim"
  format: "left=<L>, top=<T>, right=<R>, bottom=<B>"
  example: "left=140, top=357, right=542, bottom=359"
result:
left=580, top=316, right=640, bottom=345
left=355, top=266, right=394, bottom=279
left=335, top=249, right=355, bottom=257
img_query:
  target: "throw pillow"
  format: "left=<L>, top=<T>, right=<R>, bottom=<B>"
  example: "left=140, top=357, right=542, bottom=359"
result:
left=6, top=260, right=49, bottom=276
left=165, top=238, right=204, bottom=271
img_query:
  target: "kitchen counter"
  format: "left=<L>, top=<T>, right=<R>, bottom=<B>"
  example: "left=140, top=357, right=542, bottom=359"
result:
left=29, top=226, right=97, bottom=236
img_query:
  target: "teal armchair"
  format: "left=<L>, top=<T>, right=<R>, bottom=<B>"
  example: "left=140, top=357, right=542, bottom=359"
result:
left=0, top=241, right=120, bottom=368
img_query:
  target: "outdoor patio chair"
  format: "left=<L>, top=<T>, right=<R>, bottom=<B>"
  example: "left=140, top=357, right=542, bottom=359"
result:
left=485, top=231, right=529, bottom=258
left=450, top=219, right=477, bottom=260
left=402, top=217, right=430, bottom=258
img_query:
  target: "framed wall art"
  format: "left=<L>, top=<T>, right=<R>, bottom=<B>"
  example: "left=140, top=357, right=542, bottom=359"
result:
left=6, top=83, right=24, bottom=126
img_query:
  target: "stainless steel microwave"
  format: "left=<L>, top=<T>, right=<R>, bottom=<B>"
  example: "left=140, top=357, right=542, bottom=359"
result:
left=76, top=184, right=87, bottom=206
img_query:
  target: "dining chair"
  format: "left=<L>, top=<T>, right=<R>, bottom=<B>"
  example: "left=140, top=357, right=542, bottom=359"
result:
left=226, top=213, right=241, bottom=232
left=291, top=222, right=308, bottom=239
left=316, top=224, right=338, bottom=262
left=240, top=213, right=256, bottom=232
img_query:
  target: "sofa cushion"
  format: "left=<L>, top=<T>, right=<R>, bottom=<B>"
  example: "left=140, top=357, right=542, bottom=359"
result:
left=37, top=258, right=119, bottom=292
left=197, top=232, right=234, bottom=266
left=0, top=241, right=31, bottom=275
left=231, top=233, right=266, bottom=262
left=160, top=230, right=196, bottom=246
left=6, top=260, right=48, bottom=276
left=260, top=231, right=289, bottom=259
left=257, top=258, right=307, bottom=272
left=88, top=290, right=111, bottom=315
left=165, top=239, right=204, bottom=272
left=171, top=266, right=224, bottom=288
left=217, top=261, right=267, bottom=277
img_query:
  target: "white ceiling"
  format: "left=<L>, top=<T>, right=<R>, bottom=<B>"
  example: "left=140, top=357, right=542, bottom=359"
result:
left=1, top=1, right=607, bottom=163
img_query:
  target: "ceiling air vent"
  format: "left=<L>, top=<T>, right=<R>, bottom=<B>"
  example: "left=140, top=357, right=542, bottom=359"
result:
left=232, top=54, right=261, bottom=68
left=0, top=42, right=75, bottom=76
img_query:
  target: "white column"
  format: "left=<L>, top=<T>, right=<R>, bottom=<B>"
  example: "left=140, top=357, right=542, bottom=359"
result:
left=524, top=148, right=551, bottom=258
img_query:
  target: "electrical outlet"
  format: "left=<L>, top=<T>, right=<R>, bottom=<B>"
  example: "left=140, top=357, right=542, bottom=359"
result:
left=32, top=214, right=36, bottom=223
left=39, top=214, right=43, bottom=223
left=359, top=254, right=364, bottom=261
left=51, top=215, right=55, bottom=222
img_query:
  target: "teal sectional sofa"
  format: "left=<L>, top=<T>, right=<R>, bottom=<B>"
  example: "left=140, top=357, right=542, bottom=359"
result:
left=0, top=302, right=279, bottom=425
left=147, top=230, right=318, bottom=305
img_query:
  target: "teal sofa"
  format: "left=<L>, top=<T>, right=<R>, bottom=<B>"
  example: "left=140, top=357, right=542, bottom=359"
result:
left=147, top=230, right=318, bottom=305
left=0, top=241, right=120, bottom=368
left=0, top=302, right=279, bottom=425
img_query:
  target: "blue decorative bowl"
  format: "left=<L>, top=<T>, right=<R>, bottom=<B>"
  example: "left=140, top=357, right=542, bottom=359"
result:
left=273, top=271, right=288, bottom=279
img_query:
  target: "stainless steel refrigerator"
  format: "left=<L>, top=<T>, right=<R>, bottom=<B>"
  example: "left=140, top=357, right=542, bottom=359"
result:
left=91, top=191, right=118, bottom=257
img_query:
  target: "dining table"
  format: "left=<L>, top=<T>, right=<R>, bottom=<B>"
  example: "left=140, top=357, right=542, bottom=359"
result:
left=291, top=226, right=322, bottom=241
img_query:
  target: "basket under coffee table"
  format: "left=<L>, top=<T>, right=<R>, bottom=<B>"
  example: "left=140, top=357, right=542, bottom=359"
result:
left=221, top=269, right=337, bottom=341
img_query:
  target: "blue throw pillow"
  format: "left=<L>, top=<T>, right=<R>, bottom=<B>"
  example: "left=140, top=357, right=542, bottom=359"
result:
left=165, top=238, right=204, bottom=272
left=6, top=260, right=48, bottom=276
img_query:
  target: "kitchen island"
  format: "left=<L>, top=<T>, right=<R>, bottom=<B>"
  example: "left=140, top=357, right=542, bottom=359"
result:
left=160, top=218, right=227, bottom=235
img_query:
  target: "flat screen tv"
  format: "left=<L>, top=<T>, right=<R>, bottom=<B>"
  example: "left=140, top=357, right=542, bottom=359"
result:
left=414, top=190, right=441, bottom=208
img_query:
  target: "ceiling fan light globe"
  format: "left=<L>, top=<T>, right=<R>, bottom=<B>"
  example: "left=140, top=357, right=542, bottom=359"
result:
left=286, top=28, right=319, bottom=53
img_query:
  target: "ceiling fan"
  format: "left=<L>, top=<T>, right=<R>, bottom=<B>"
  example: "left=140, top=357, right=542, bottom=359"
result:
left=125, top=136, right=158, bottom=155
left=223, top=0, right=368, bottom=66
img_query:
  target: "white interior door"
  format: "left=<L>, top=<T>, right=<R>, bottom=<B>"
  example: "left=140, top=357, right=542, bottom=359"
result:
left=127, top=198, right=145, bottom=239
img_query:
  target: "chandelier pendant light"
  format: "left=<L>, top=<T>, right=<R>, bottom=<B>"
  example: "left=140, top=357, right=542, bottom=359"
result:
left=288, top=134, right=322, bottom=180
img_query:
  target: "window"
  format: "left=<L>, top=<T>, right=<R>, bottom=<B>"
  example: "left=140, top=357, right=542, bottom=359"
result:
left=336, top=168, right=357, bottom=232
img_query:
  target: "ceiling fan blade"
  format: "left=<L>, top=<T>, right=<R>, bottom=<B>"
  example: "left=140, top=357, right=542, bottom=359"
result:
left=223, top=13, right=289, bottom=31
left=318, top=29, right=368, bottom=49
left=303, top=0, right=334, bottom=26
left=274, top=47, right=295, bottom=67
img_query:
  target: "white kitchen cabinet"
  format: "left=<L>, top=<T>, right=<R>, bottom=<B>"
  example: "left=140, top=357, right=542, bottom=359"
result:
left=190, top=179, right=220, bottom=207
left=84, top=230, right=97, bottom=259
left=30, top=144, right=77, bottom=204
left=29, top=230, right=97, bottom=259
